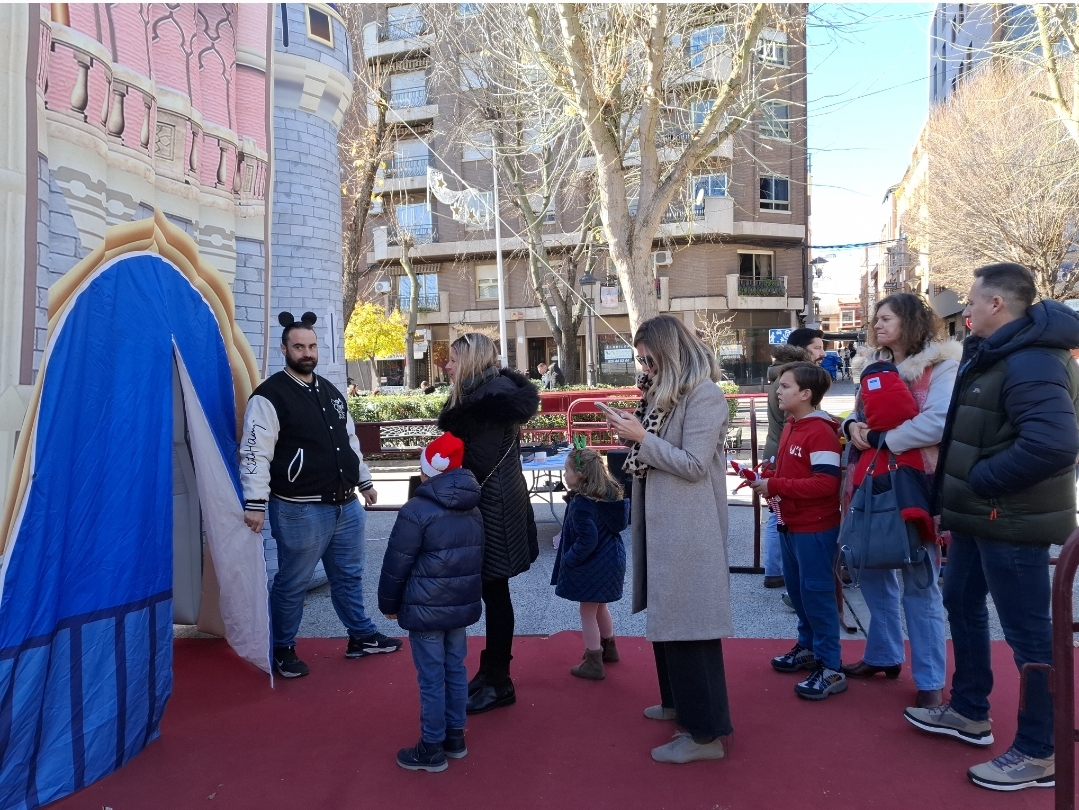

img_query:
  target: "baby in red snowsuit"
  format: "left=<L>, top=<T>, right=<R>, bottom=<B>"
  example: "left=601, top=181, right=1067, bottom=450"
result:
left=851, top=361, right=924, bottom=487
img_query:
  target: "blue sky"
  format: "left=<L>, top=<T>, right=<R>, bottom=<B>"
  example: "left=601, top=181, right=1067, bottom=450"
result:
left=806, top=3, right=932, bottom=299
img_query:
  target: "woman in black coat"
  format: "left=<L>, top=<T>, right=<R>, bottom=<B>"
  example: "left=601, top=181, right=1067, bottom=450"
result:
left=437, top=333, right=540, bottom=713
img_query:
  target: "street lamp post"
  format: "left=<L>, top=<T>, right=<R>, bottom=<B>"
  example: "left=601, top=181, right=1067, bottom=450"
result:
left=580, top=270, right=597, bottom=386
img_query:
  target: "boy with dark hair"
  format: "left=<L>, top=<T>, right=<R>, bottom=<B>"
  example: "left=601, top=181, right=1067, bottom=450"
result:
left=749, top=361, right=845, bottom=700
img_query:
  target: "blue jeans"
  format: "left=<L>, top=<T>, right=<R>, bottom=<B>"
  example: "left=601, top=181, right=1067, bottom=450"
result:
left=410, top=628, right=468, bottom=744
left=781, top=526, right=842, bottom=671
left=764, top=509, right=783, bottom=577
left=943, top=533, right=1054, bottom=759
left=859, top=545, right=946, bottom=690
left=268, top=497, right=377, bottom=648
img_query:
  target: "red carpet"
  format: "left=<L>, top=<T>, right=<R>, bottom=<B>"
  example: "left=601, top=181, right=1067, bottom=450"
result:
left=50, top=635, right=1065, bottom=810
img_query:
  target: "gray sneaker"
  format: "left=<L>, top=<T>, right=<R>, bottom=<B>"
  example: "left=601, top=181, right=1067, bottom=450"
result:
left=968, top=747, right=1054, bottom=791
left=904, top=703, right=994, bottom=746
left=650, top=732, right=725, bottom=764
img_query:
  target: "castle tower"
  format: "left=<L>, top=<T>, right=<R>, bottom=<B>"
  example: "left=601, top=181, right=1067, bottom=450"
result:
left=271, top=3, right=354, bottom=390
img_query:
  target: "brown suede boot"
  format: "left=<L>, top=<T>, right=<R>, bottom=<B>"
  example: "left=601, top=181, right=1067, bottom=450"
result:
left=601, top=636, right=619, bottom=663
left=570, top=648, right=606, bottom=680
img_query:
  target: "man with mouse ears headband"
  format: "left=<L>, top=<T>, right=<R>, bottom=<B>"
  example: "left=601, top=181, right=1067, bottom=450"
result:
left=240, top=311, right=402, bottom=679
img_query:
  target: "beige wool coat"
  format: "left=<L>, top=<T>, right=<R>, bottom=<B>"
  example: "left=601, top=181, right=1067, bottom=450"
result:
left=630, top=380, right=733, bottom=642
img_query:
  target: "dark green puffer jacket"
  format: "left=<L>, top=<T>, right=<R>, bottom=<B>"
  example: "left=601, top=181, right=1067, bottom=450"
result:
left=935, top=301, right=1079, bottom=545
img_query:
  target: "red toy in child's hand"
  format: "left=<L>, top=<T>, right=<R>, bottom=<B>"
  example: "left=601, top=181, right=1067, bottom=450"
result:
left=729, top=459, right=760, bottom=482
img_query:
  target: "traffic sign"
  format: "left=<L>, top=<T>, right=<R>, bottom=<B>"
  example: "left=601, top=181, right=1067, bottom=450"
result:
left=768, top=328, right=792, bottom=345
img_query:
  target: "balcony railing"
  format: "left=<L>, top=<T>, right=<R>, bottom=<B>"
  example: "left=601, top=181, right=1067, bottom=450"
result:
left=378, top=18, right=428, bottom=41
left=388, top=87, right=430, bottom=109
left=737, top=277, right=787, bottom=297
left=384, top=154, right=433, bottom=179
left=661, top=202, right=706, bottom=223
left=388, top=225, right=437, bottom=246
left=397, top=293, right=441, bottom=312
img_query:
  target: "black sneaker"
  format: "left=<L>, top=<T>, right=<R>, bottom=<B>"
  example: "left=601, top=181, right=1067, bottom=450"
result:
left=397, top=739, right=448, bottom=772
left=443, top=728, right=467, bottom=759
left=346, top=631, right=403, bottom=658
left=771, top=643, right=815, bottom=673
left=273, top=646, right=310, bottom=678
left=795, top=665, right=848, bottom=700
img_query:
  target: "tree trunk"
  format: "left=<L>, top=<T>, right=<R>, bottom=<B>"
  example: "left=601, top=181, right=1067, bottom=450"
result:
left=558, top=316, right=581, bottom=385
left=342, top=95, right=388, bottom=326
left=400, top=249, right=419, bottom=389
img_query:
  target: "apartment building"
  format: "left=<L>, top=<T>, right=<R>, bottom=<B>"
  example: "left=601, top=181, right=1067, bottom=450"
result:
left=929, top=3, right=1034, bottom=105
left=351, top=4, right=809, bottom=387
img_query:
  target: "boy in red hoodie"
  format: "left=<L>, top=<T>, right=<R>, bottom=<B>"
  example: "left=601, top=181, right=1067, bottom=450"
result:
left=748, top=362, right=845, bottom=700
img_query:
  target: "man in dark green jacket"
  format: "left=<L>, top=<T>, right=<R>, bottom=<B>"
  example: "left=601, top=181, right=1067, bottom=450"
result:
left=904, top=263, right=1079, bottom=792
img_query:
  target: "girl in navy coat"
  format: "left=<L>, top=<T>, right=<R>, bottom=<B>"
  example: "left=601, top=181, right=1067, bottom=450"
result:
left=551, top=445, right=630, bottom=680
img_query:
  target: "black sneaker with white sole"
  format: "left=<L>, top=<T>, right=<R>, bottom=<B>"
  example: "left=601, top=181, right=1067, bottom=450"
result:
left=771, top=642, right=815, bottom=673
left=397, top=739, right=448, bottom=772
left=794, top=665, right=847, bottom=700
left=273, top=646, right=310, bottom=678
left=346, top=631, right=403, bottom=658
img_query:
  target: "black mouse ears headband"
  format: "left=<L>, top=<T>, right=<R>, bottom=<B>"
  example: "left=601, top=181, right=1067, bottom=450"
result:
left=278, top=311, right=318, bottom=328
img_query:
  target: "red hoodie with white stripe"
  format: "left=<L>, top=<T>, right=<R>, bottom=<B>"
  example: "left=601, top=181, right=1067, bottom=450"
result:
left=764, top=411, right=842, bottom=533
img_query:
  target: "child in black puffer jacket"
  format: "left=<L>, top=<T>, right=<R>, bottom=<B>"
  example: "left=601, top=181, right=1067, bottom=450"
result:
left=378, top=433, right=483, bottom=774
left=551, top=446, right=629, bottom=681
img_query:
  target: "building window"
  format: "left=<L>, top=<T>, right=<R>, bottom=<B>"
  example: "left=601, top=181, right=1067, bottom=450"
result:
left=841, top=310, right=855, bottom=325
left=458, top=2, right=482, bottom=16
left=691, top=173, right=728, bottom=200
left=689, top=25, right=725, bottom=68
left=738, top=251, right=774, bottom=282
left=460, top=51, right=488, bottom=90
left=392, top=203, right=435, bottom=245
left=399, top=273, right=439, bottom=311
left=691, top=99, right=714, bottom=129
left=757, top=30, right=788, bottom=66
left=476, top=265, right=499, bottom=300
left=759, top=175, right=790, bottom=211
left=760, top=102, right=790, bottom=140
left=464, top=191, right=493, bottom=229
left=527, top=192, right=556, bottom=224
left=306, top=7, right=333, bottom=47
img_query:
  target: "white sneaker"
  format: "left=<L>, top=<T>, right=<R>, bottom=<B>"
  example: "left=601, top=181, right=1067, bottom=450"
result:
left=651, top=732, right=725, bottom=764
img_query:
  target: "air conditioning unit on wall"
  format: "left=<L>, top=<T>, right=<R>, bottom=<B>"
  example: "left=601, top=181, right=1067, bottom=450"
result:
left=652, top=250, right=673, bottom=267
left=373, top=280, right=392, bottom=294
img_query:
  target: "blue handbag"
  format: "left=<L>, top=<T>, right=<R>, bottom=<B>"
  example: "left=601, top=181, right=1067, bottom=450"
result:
left=839, top=450, right=932, bottom=587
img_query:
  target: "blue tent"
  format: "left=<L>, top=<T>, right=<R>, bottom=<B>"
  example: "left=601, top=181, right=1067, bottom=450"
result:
left=0, top=218, right=269, bottom=810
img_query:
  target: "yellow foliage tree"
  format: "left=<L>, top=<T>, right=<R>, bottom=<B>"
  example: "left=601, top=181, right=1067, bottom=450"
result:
left=344, top=302, right=407, bottom=364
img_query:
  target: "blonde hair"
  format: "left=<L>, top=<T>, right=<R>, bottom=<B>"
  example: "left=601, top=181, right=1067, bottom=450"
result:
left=633, top=315, right=721, bottom=413
left=566, top=447, right=624, bottom=501
left=448, top=332, right=500, bottom=406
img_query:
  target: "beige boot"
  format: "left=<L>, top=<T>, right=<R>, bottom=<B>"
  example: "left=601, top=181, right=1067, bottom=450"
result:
left=570, top=648, right=606, bottom=680
left=601, top=636, right=619, bottom=663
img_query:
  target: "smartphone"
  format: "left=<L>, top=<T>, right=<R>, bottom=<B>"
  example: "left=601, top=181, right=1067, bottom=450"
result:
left=594, top=400, right=624, bottom=419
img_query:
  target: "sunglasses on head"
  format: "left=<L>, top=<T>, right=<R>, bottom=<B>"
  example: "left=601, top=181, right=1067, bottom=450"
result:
left=636, top=355, right=656, bottom=368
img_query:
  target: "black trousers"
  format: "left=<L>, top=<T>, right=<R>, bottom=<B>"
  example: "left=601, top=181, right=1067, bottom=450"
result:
left=482, top=577, right=515, bottom=674
left=653, top=639, right=734, bottom=739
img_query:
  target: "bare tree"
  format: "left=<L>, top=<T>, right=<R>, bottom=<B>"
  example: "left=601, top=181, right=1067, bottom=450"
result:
left=512, top=3, right=799, bottom=332
left=906, top=64, right=1079, bottom=300
left=339, top=6, right=392, bottom=324
left=695, top=310, right=736, bottom=361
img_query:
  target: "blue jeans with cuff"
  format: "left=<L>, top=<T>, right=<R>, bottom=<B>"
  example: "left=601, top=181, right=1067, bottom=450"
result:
left=781, top=526, right=842, bottom=671
left=410, top=628, right=468, bottom=744
left=943, top=532, right=1054, bottom=759
left=764, top=509, right=784, bottom=577
left=268, top=497, right=377, bottom=649
left=858, top=545, right=946, bottom=691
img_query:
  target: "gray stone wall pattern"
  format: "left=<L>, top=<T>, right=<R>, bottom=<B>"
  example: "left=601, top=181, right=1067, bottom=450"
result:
left=233, top=237, right=267, bottom=368
left=37, top=161, right=86, bottom=375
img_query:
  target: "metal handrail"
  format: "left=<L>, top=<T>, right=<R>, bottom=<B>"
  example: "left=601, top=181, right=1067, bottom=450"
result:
left=388, top=224, right=437, bottom=246
left=384, top=154, right=433, bottom=178
left=388, top=86, right=429, bottom=109
left=737, top=278, right=787, bottom=297
left=378, top=19, right=428, bottom=41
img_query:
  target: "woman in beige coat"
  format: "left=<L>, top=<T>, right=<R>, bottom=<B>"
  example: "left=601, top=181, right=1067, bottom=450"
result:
left=605, top=315, right=733, bottom=764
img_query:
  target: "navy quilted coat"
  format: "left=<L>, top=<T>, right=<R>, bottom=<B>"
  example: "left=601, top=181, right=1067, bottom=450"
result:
left=551, top=494, right=630, bottom=603
left=377, top=469, right=485, bottom=631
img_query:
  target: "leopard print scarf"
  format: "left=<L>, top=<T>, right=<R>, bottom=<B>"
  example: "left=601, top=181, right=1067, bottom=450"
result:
left=622, top=372, right=670, bottom=481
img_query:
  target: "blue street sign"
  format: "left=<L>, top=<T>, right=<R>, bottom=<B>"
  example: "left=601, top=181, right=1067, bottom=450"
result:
left=768, top=328, right=792, bottom=345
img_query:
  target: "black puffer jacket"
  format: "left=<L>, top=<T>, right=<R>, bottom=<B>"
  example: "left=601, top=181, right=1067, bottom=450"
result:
left=377, top=469, right=484, bottom=631
left=935, top=301, right=1079, bottom=544
left=438, top=368, right=541, bottom=581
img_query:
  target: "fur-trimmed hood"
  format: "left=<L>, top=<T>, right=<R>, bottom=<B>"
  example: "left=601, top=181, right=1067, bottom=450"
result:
left=873, top=340, right=963, bottom=383
left=437, top=368, right=540, bottom=434
left=766, top=344, right=812, bottom=382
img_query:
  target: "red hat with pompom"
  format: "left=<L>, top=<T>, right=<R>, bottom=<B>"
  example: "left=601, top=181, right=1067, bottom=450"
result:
left=421, top=432, right=465, bottom=478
